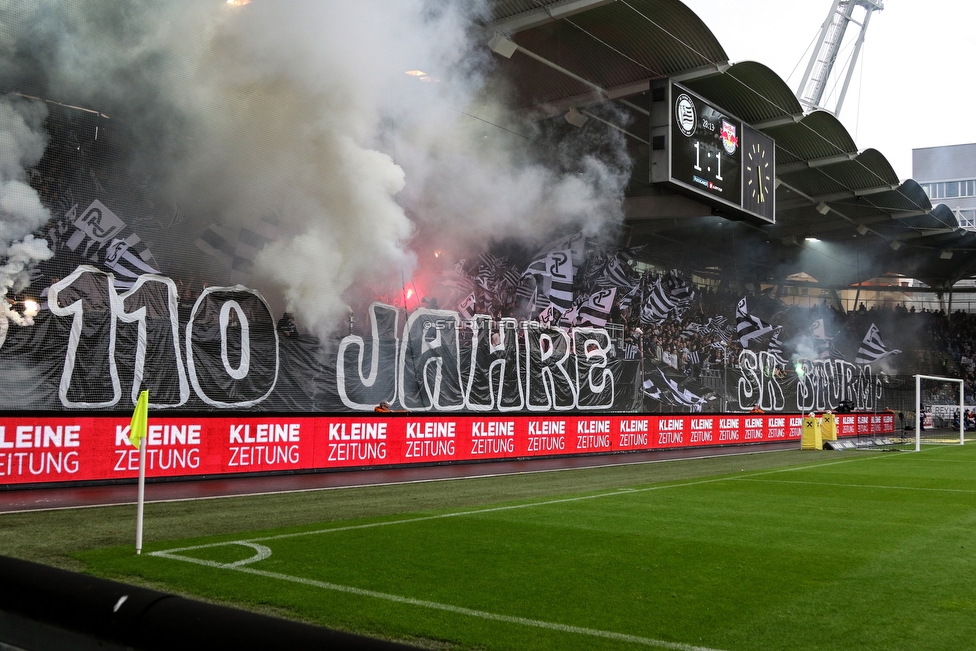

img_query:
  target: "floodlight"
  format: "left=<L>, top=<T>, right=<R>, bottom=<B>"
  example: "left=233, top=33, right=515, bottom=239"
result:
left=564, top=108, right=588, bottom=128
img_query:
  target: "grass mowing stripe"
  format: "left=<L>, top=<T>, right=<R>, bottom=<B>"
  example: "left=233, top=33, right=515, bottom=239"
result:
left=156, top=474, right=752, bottom=552
left=902, top=457, right=976, bottom=463
left=153, top=455, right=898, bottom=554
left=150, top=549, right=728, bottom=651
left=734, top=478, right=976, bottom=494
left=2, top=448, right=790, bottom=515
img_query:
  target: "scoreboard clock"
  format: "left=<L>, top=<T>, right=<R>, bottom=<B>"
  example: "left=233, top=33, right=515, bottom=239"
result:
left=657, top=81, right=776, bottom=224
left=741, top=124, right=775, bottom=223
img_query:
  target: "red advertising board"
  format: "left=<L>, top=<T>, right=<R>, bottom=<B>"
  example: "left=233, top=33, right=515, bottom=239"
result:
left=0, top=412, right=896, bottom=486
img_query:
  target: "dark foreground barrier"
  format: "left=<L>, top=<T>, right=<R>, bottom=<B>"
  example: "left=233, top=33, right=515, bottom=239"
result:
left=0, top=555, right=419, bottom=651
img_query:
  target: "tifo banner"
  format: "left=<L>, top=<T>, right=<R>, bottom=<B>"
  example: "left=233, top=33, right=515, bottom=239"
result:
left=0, top=268, right=642, bottom=413
left=0, top=267, right=904, bottom=414
left=0, top=412, right=895, bottom=486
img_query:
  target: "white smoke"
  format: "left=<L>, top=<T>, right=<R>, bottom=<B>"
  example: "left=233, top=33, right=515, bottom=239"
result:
left=5, top=0, right=632, bottom=339
left=0, top=95, right=53, bottom=327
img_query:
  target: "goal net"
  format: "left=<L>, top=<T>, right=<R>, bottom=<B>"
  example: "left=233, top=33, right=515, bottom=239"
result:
left=915, top=375, right=967, bottom=450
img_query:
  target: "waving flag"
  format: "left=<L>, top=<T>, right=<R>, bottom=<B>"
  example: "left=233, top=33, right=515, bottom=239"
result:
left=807, top=318, right=839, bottom=358
left=736, top=297, right=774, bottom=347
left=680, top=322, right=703, bottom=338
left=538, top=303, right=562, bottom=327
left=640, top=277, right=674, bottom=326
left=594, top=245, right=644, bottom=289
left=663, top=269, right=695, bottom=310
left=810, top=318, right=826, bottom=340
left=61, top=199, right=161, bottom=289
left=196, top=212, right=279, bottom=285
left=855, top=323, right=902, bottom=365
left=534, top=231, right=586, bottom=272
left=639, top=271, right=695, bottom=326
left=767, top=326, right=790, bottom=366
left=576, top=288, right=616, bottom=327
left=618, top=284, right=640, bottom=313
left=546, top=250, right=574, bottom=312
left=703, top=315, right=734, bottom=339
left=457, top=292, right=477, bottom=320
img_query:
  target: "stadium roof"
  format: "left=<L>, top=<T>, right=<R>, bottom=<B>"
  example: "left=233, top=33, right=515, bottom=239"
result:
left=482, top=0, right=972, bottom=294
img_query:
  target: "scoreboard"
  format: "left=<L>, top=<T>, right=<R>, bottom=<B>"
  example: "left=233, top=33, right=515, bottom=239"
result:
left=653, top=81, right=775, bottom=224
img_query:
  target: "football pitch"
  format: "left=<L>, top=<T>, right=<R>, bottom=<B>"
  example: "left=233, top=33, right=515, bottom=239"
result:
left=20, top=446, right=976, bottom=650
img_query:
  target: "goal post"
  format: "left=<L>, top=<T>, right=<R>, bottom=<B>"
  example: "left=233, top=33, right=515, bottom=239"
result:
left=915, top=374, right=966, bottom=451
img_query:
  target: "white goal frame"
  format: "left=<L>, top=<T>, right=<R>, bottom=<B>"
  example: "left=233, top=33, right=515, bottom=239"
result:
left=915, top=374, right=965, bottom=451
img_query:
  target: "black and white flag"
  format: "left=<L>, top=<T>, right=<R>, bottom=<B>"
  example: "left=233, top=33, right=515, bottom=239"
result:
left=640, top=270, right=696, bottom=326
left=535, top=231, right=586, bottom=272
left=103, top=237, right=162, bottom=289
left=457, top=292, right=477, bottom=320
left=196, top=213, right=280, bottom=284
left=736, top=297, right=774, bottom=347
left=62, top=200, right=160, bottom=289
left=808, top=318, right=837, bottom=358
left=576, top=288, right=616, bottom=327
left=618, top=284, right=640, bottom=313
left=538, top=303, right=562, bottom=327
left=642, top=368, right=707, bottom=411
left=680, top=322, right=703, bottom=338
left=855, top=323, right=901, bottom=365
left=640, top=277, right=674, bottom=326
left=595, top=246, right=644, bottom=289
left=624, top=341, right=640, bottom=360
left=703, top=315, right=735, bottom=340
left=767, top=326, right=790, bottom=367
left=663, top=269, right=695, bottom=311
left=546, top=249, right=574, bottom=312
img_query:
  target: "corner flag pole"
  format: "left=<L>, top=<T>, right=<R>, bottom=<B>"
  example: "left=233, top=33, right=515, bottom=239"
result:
left=129, top=390, right=150, bottom=555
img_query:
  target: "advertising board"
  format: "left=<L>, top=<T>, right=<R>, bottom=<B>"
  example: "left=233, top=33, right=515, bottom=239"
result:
left=0, top=412, right=894, bottom=486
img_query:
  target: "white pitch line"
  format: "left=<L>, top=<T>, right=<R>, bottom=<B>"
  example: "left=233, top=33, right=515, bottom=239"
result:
left=151, top=549, right=728, bottom=651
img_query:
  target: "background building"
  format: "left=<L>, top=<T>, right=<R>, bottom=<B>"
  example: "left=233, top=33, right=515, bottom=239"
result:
left=915, top=143, right=976, bottom=231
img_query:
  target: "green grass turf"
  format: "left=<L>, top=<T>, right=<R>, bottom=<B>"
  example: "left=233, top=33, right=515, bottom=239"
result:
left=7, top=447, right=976, bottom=650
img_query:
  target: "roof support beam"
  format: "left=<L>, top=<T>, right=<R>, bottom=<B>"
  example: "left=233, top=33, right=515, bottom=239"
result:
left=489, top=34, right=649, bottom=116
left=777, top=152, right=857, bottom=174
left=670, top=63, right=731, bottom=82
left=489, top=34, right=611, bottom=109
left=752, top=114, right=803, bottom=129
left=889, top=210, right=931, bottom=221
left=890, top=228, right=962, bottom=243
left=578, top=108, right=648, bottom=143
left=485, top=0, right=616, bottom=35
left=607, top=79, right=650, bottom=100
left=774, top=217, right=878, bottom=238
left=777, top=182, right=901, bottom=210
left=772, top=180, right=916, bottom=250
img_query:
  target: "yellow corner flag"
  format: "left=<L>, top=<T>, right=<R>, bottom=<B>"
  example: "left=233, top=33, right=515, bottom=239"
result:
left=129, top=390, right=149, bottom=448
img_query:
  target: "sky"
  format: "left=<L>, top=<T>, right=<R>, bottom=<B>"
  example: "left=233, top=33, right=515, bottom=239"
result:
left=682, top=0, right=976, bottom=181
